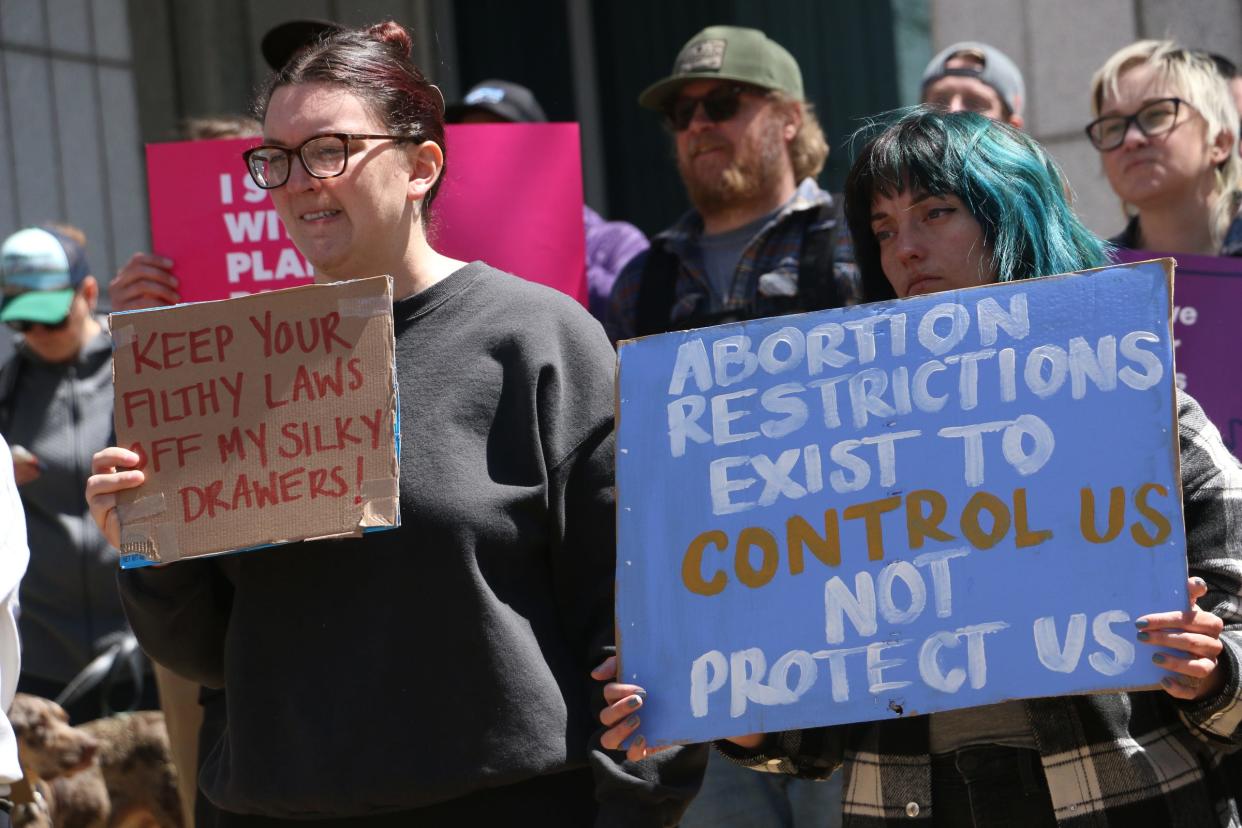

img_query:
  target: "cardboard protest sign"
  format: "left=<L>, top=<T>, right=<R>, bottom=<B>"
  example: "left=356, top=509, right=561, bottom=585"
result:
left=1113, top=249, right=1242, bottom=456
left=111, top=276, right=399, bottom=568
left=145, top=124, right=586, bottom=304
left=616, top=260, right=1186, bottom=745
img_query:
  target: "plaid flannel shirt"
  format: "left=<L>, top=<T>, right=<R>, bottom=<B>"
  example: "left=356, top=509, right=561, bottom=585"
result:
left=719, top=392, right=1242, bottom=827
left=605, top=178, right=862, bottom=342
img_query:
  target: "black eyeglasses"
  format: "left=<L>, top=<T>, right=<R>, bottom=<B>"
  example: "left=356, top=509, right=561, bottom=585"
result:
left=7, top=315, right=71, bottom=334
left=242, top=133, right=416, bottom=189
left=1084, top=98, right=1186, bottom=151
left=665, top=85, right=764, bottom=131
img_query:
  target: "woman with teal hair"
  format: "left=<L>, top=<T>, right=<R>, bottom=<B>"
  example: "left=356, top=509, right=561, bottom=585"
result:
left=596, top=108, right=1242, bottom=827
left=841, top=106, right=1109, bottom=299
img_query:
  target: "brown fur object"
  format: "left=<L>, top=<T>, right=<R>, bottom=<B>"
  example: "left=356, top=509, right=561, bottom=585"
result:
left=76, top=711, right=183, bottom=827
left=8, top=693, right=183, bottom=828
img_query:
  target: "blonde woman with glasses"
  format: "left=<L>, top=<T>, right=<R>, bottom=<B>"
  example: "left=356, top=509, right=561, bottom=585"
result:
left=1087, top=40, right=1242, bottom=257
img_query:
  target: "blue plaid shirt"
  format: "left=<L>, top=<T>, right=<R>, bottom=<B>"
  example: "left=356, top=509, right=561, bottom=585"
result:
left=605, top=178, right=862, bottom=342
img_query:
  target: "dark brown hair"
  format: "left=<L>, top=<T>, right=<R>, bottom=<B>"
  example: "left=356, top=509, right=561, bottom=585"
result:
left=254, top=21, right=447, bottom=219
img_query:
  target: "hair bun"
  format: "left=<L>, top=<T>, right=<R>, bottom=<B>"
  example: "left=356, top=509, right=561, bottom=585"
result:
left=367, top=20, right=412, bottom=58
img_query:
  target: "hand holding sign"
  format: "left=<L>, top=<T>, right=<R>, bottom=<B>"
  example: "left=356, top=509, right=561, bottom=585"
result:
left=593, top=655, right=761, bottom=759
left=593, top=655, right=678, bottom=761
left=110, top=252, right=180, bottom=311
left=1139, top=576, right=1226, bottom=701
left=86, top=446, right=145, bottom=550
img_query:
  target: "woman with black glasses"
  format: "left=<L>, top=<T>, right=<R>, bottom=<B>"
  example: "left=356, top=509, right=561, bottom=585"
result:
left=86, top=20, right=700, bottom=827
left=1087, top=40, right=1242, bottom=257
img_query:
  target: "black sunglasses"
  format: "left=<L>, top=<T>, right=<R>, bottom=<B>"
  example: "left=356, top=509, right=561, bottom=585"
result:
left=665, top=85, right=764, bottom=131
left=7, top=315, right=72, bottom=334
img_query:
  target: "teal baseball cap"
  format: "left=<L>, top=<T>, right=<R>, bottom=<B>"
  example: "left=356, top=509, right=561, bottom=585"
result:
left=639, top=25, right=804, bottom=112
left=0, top=226, right=91, bottom=325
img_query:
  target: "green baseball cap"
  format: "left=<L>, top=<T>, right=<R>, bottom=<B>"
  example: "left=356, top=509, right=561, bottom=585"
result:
left=639, top=26, right=804, bottom=112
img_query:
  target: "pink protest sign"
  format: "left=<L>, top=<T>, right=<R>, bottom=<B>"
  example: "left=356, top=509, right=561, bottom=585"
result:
left=1113, top=249, right=1242, bottom=455
left=433, top=123, right=587, bottom=305
left=146, top=138, right=314, bottom=302
left=145, top=124, right=587, bottom=304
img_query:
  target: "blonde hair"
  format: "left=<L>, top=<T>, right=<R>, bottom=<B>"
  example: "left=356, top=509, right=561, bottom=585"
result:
left=1090, top=39, right=1241, bottom=248
left=773, top=93, right=829, bottom=182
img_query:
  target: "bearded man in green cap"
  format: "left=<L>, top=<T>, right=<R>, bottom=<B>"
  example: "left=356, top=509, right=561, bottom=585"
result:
left=602, top=27, right=848, bottom=825
left=605, top=25, right=860, bottom=345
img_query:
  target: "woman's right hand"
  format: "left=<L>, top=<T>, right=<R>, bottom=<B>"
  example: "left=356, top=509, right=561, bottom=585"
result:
left=86, top=447, right=145, bottom=549
left=591, top=656, right=764, bottom=760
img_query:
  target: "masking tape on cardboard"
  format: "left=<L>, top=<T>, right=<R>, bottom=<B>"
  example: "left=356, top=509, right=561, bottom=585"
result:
left=338, top=296, right=391, bottom=318
left=118, top=522, right=181, bottom=564
left=117, top=493, right=166, bottom=523
left=120, top=525, right=157, bottom=561
left=360, top=497, right=399, bottom=527
left=112, top=325, right=136, bottom=347
left=360, top=478, right=398, bottom=500
left=357, top=478, right=398, bottom=527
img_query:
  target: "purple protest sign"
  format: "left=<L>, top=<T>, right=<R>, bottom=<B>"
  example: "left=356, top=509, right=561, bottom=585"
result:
left=1113, top=250, right=1242, bottom=455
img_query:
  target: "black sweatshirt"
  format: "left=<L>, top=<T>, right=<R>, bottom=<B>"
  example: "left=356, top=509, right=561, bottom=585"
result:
left=118, top=263, right=704, bottom=823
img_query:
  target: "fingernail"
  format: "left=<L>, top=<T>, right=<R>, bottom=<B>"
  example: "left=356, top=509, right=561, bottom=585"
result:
left=625, top=714, right=640, bottom=728
left=1137, top=631, right=1150, bottom=641
left=1152, top=652, right=1166, bottom=663
left=1135, top=619, right=1149, bottom=629
left=627, top=696, right=642, bottom=709
left=634, top=735, right=645, bottom=748
left=1161, top=676, right=1176, bottom=689
left=1191, top=577, right=1206, bottom=588
left=636, top=690, right=648, bottom=699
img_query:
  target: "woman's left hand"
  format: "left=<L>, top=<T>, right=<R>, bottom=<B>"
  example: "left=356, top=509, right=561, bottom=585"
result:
left=1137, top=576, right=1226, bottom=701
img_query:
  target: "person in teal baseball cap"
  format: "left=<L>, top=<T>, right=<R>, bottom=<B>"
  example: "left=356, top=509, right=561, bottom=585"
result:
left=0, top=225, right=100, bottom=363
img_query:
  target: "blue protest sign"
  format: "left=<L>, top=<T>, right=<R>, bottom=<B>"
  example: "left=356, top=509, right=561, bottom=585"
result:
left=616, top=260, right=1186, bottom=745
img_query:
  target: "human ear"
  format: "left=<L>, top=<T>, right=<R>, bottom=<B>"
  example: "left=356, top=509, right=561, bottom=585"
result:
left=1208, top=126, right=1235, bottom=166
left=406, top=141, right=444, bottom=202
left=783, top=101, right=803, bottom=142
left=81, top=275, right=99, bottom=310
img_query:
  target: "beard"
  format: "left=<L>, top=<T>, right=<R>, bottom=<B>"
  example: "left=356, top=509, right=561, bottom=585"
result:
left=678, top=112, right=788, bottom=216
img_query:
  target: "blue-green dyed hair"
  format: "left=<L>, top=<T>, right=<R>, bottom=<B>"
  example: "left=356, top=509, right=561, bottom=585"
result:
left=844, top=107, right=1110, bottom=301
